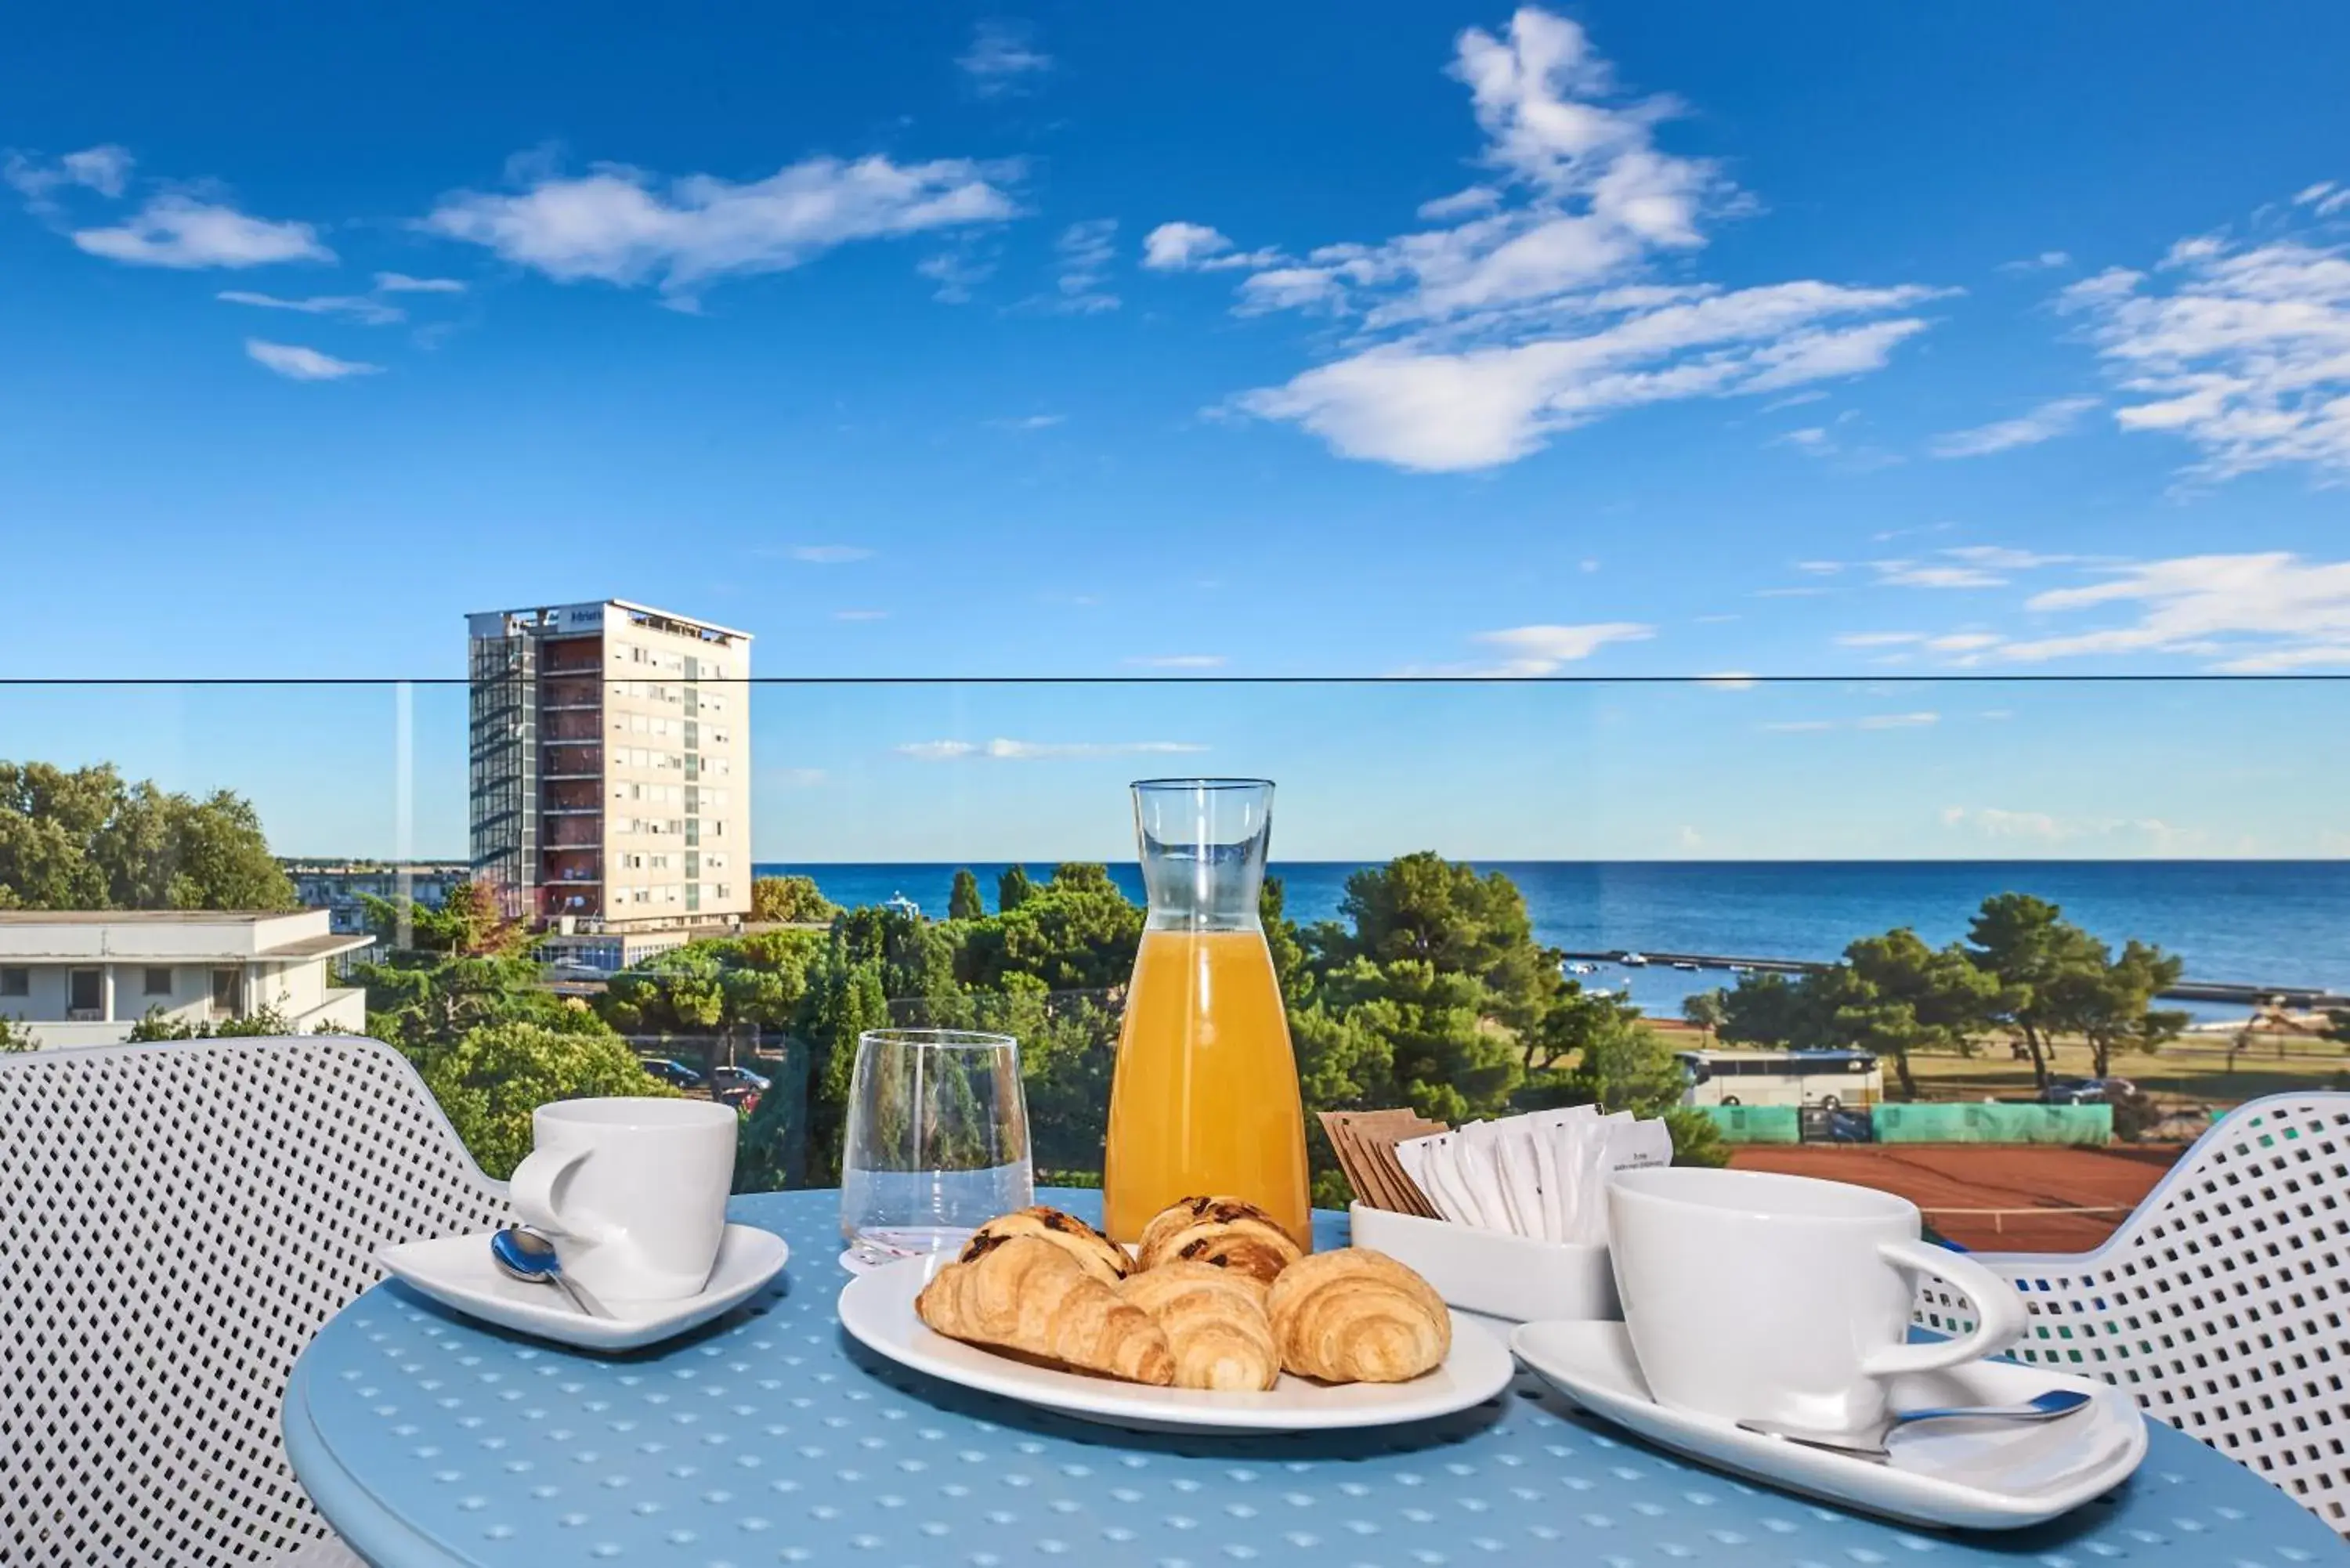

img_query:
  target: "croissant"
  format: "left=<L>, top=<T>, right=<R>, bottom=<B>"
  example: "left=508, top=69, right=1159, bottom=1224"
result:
left=916, top=1236, right=1174, bottom=1386
left=1137, top=1195, right=1306, bottom=1284
left=957, top=1206, right=1130, bottom=1286
left=1266, top=1248, right=1450, bottom=1383
left=1117, top=1262, right=1281, bottom=1391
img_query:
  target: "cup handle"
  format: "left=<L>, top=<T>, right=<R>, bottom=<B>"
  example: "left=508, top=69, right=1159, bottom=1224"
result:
left=1859, top=1235, right=2028, bottom=1378
left=508, top=1146, right=599, bottom=1241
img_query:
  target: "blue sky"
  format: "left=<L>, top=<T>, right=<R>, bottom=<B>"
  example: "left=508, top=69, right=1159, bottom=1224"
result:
left=3, top=3, right=2348, bottom=859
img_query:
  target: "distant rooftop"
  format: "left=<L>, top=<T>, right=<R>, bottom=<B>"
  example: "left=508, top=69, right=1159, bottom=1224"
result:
left=466, top=598, right=751, bottom=642
left=0, top=911, right=303, bottom=926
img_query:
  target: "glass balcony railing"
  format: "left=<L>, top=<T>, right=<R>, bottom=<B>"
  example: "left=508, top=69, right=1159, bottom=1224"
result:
left=2, top=674, right=2344, bottom=1252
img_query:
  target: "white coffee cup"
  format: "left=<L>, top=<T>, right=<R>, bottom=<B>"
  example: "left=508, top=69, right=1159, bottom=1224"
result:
left=508, top=1097, right=739, bottom=1301
left=1606, top=1165, right=2026, bottom=1434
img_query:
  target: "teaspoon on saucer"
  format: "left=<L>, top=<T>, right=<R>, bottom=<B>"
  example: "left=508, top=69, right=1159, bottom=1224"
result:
left=1739, top=1388, right=2092, bottom=1461
left=490, top=1225, right=609, bottom=1318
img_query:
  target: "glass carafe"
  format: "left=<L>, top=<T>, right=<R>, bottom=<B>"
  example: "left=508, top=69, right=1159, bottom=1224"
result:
left=1102, top=779, right=1311, bottom=1247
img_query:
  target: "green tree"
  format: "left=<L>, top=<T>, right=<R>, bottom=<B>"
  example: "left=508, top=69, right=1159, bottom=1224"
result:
left=1260, top=876, right=1309, bottom=999
left=1838, top=928, right=2005, bottom=1098
left=996, top=865, right=1036, bottom=912
left=1, top=1014, right=37, bottom=1053
left=124, top=1002, right=302, bottom=1040
left=0, top=761, right=297, bottom=911
left=414, top=1021, right=678, bottom=1180
left=1680, top=988, right=1726, bottom=1039
left=1718, top=970, right=1835, bottom=1049
left=948, top=868, right=985, bottom=921
left=2070, top=938, right=2189, bottom=1079
left=362, top=880, right=530, bottom=958
left=751, top=875, right=841, bottom=924
left=1327, top=852, right=1553, bottom=1029
left=959, top=876, right=1144, bottom=993
left=1967, top=893, right=2110, bottom=1089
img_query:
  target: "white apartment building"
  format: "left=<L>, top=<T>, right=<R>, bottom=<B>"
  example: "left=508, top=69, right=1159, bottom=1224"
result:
left=466, top=599, right=752, bottom=944
left=0, top=910, right=371, bottom=1049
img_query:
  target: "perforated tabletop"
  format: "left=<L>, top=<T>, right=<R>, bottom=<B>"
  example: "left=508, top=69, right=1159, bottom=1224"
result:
left=284, top=1188, right=2344, bottom=1568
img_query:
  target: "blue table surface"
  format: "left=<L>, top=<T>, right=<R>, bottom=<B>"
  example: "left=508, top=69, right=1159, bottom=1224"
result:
left=285, top=1188, right=2348, bottom=1568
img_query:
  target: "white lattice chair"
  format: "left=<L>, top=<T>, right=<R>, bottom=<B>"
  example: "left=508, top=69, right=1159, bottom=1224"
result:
left=1, top=1035, right=507, bottom=1567
left=1911, top=1091, right=2350, bottom=1534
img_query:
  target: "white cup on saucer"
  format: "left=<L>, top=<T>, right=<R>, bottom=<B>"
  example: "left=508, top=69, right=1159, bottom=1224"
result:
left=508, top=1097, right=739, bottom=1300
left=1606, top=1165, right=2026, bottom=1436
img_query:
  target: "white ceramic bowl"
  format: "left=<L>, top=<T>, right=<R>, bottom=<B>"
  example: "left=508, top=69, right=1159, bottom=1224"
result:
left=1350, top=1204, right=1619, bottom=1323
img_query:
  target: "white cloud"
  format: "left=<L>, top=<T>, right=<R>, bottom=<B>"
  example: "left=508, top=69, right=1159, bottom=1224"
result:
left=1468, top=620, right=1654, bottom=674
left=2057, top=208, right=2350, bottom=479
left=898, top=739, right=1209, bottom=761
left=1753, top=586, right=1828, bottom=598
left=1795, top=560, right=1844, bottom=575
left=1942, top=544, right=2073, bottom=570
left=2211, top=644, right=2350, bottom=673
left=2295, top=182, right=2350, bottom=219
left=1835, top=632, right=1923, bottom=647
left=244, top=339, right=381, bottom=381
left=374, top=271, right=466, bottom=293
left=1762, top=712, right=1936, bottom=733
left=833, top=609, right=889, bottom=621
left=1926, top=631, right=2002, bottom=652
left=1142, top=220, right=1286, bottom=273
left=770, top=767, right=829, bottom=788
left=958, top=20, right=1051, bottom=96
left=1696, top=672, right=1756, bottom=689
left=218, top=289, right=403, bottom=325
left=1144, top=222, right=1230, bottom=270
left=75, top=194, right=331, bottom=269
left=916, top=248, right=994, bottom=302
left=5, top=144, right=135, bottom=208
left=60, top=145, right=133, bottom=197
left=983, top=413, right=1065, bottom=430
left=1872, top=560, right=2005, bottom=589
left=1998, top=251, right=2072, bottom=273
left=1123, top=655, right=1227, bottom=669
left=1998, top=551, right=2350, bottom=666
left=1929, top=395, right=2099, bottom=457
left=1419, top=186, right=1502, bottom=221
left=424, top=154, right=1016, bottom=303
left=1197, top=9, right=1940, bottom=471
left=1042, top=219, right=1119, bottom=313
left=1940, top=805, right=2193, bottom=852
left=788, top=544, right=873, bottom=564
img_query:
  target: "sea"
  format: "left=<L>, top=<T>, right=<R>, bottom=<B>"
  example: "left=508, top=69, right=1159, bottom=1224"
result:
left=754, top=861, right=2350, bottom=1025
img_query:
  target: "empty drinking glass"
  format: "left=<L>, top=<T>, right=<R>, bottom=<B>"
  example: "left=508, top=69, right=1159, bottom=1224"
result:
left=840, top=1028, right=1032, bottom=1267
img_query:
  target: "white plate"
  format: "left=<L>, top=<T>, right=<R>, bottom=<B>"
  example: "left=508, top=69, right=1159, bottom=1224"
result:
left=1512, top=1319, right=2147, bottom=1530
left=839, top=1255, right=1516, bottom=1434
left=376, top=1224, right=789, bottom=1352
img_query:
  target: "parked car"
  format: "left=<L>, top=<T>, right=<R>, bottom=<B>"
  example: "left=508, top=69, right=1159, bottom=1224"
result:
left=2040, top=1076, right=2135, bottom=1104
left=711, top=1064, right=772, bottom=1096
left=639, top=1057, right=706, bottom=1091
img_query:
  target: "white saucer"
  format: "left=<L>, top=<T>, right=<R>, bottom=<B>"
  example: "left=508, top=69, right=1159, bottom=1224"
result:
left=839, top=1255, right=1516, bottom=1434
left=377, top=1224, right=790, bottom=1352
left=1511, top=1319, right=2147, bottom=1530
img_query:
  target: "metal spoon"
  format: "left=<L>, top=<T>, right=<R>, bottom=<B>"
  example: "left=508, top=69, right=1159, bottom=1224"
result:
left=1738, top=1389, right=2092, bottom=1461
left=490, top=1225, right=609, bottom=1318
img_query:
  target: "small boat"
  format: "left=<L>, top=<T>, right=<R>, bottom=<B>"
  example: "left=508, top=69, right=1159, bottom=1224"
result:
left=1621, top=952, right=1650, bottom=967
left=1562, top=960, right=1598, bottom=975
left=884, top=892, right=924, bottom=920
left=1672, top=960, right=1701, bottom=973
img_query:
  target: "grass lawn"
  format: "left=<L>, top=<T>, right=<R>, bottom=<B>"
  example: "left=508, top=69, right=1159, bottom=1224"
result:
left=1894, top=1035, right=2346, bottom=1107
left=1667, top=1021, right=2350, bottom=1109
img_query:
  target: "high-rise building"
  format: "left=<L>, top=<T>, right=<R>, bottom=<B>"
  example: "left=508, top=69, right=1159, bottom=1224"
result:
left=466, top=600, right=752, bottom=952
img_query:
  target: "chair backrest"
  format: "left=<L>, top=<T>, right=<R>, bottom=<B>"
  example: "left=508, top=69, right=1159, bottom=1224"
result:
left=1911, top=1092, right=2350, bottom=1533
left=1, top=1036, right=506, bottom=1567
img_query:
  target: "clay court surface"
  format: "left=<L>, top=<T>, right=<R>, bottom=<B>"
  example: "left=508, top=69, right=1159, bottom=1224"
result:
left=1728, top=1143, right=2184, bottom=1253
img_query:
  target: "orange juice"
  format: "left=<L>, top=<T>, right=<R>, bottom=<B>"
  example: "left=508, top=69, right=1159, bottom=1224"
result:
left=1103, top=928, right=1311, bottom=1247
